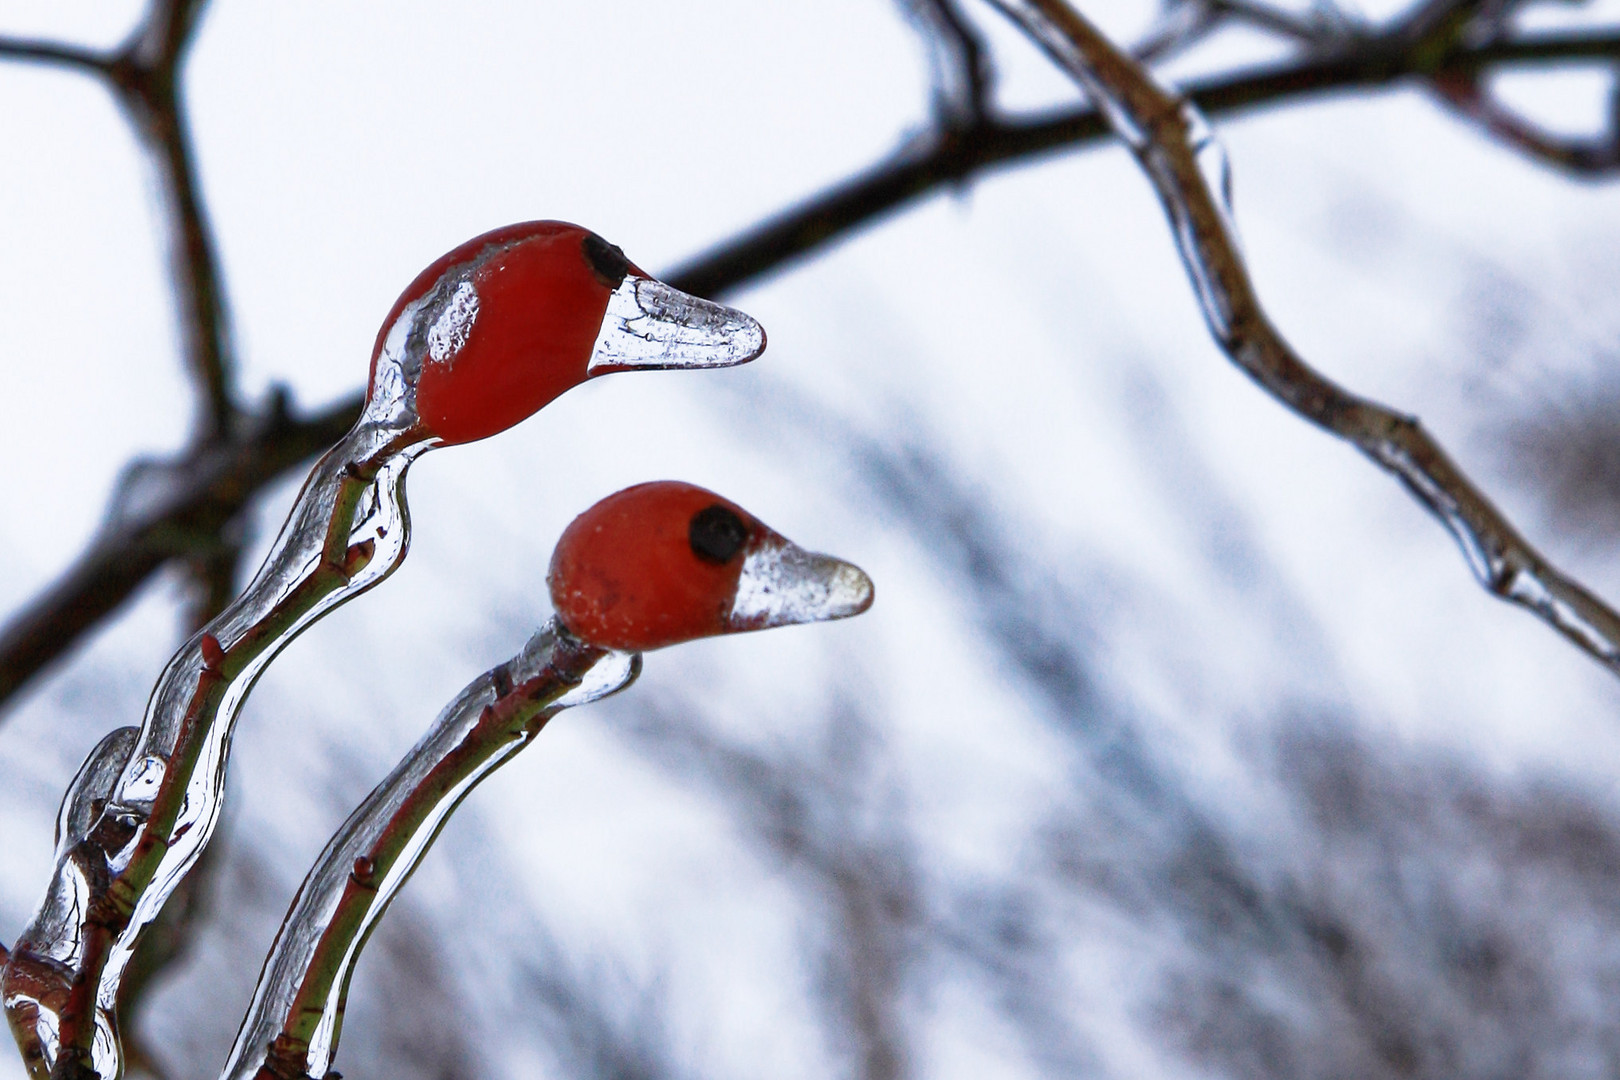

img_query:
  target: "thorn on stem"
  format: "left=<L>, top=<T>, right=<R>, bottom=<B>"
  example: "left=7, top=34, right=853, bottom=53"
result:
left=341, top=539, right=376, bottom=579
left=350, top=856, right=376, bottom=889
left=199, top=632, right=226, bottom=672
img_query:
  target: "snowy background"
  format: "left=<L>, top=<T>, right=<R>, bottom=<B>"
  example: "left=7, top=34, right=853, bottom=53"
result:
left=4, top=1, right=1620, bottom=1078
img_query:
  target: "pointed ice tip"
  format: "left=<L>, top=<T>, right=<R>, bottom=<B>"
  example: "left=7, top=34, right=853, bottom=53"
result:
left=728, top=540, right=875, bottom=633
left=816, top=556, right=876, bottom=619
left=587, top=277, right=766, bottom=376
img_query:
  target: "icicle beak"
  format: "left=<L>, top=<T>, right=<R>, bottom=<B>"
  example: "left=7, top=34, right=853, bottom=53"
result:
left=728, top=535, right=874, bottom=632
left=586, top=277, right=766, bottom=376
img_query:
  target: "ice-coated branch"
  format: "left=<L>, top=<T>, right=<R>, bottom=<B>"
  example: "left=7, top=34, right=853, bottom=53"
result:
left=223, top=622, right=627, bottom=1080
left=986, top=0, right=1620, bottom=675
left=224, top=481, right=872, bottom=1080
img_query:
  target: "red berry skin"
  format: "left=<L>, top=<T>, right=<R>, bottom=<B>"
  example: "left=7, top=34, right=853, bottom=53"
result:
left=549, top=482, right=767, bottom=652
left=368, top=221, right=646, bottom=446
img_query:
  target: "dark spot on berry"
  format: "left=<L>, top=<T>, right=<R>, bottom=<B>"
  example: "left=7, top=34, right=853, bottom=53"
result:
left=689, top=505, right=748, bottom=564
left=582, top=233, right=631, bottom=288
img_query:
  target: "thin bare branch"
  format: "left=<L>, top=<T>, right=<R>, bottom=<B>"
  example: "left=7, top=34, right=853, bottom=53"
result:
left=107, top=0, right=237, bottom=443
left=2, top=3, right=235, bottom=442
left=1135, top=0, right=1223, bottom=64
left=1392, top=0, right=1506, bottom=57
left=0, top=37, right=108, bottom=75
left=132, top=0, right=209, bottom=71
left=986, top=0, right=1620, bottom=675
left=1468, top=32, right=1620, bottom=66
left=896, top=0, right=993, bottom=129
left=1210, top=0, right=1340, bottom=42
left=1135, top=0, right=1343, bottom=65
left=1431, top=68, right=1620, bottom=175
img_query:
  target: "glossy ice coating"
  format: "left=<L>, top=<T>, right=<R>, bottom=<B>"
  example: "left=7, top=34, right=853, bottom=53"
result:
left=368, top=221, right=641, bottom=446
left=549, top=481, right=874, bottom=652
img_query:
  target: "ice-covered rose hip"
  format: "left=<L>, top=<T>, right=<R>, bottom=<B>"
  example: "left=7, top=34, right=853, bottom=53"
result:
left=549, top=481, right=874, bottom=651
left=368, top=221, right=766, bottom=445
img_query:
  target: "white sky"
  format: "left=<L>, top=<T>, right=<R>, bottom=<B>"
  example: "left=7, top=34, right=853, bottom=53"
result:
left=3, top=2, right=1620, bottom=1078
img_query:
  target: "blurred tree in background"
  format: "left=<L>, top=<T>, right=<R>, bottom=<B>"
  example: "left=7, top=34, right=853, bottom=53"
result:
left=3, top=1, right=1620, bottom=1077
